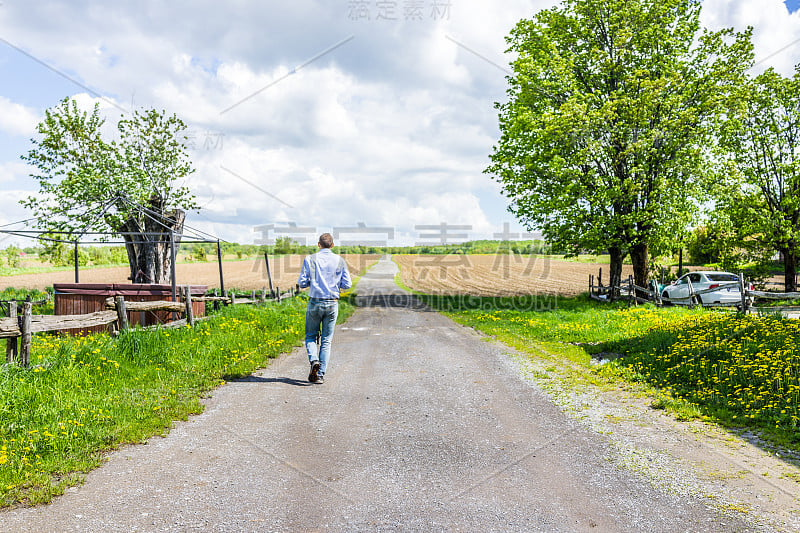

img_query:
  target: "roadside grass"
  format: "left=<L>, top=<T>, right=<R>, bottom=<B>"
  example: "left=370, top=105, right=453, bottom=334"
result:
left=603, top=312, right=800, bottom=445
left=0, top=288, right=53, bottom=315
left=415, top=293, right=800, bottom=454
left=0, top=294, right=352, bottom=507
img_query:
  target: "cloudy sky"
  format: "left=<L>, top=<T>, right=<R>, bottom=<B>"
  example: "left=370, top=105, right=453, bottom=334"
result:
left=1, top=0, right=799, bottom=248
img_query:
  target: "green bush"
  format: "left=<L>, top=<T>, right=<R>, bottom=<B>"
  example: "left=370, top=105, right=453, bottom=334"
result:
left=686, top=226, right=718, bottom=265
left=86, top=246, right=128, bottom=266
left=39, top=243, right=89, bottom=267
left=4, top=247, right=22, bottom=268
left=192, top=245, right=208, bottom=261
left=0, top=288, right=53, bottom=315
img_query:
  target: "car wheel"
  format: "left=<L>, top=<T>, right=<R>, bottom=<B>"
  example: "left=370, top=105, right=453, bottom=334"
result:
left=661, top=291, right=673, bottom=306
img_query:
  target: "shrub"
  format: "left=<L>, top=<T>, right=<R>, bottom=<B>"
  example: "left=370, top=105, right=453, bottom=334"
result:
left=193, top=245, right=207, bottom=262
left=4, top=247, right=22, bottom=268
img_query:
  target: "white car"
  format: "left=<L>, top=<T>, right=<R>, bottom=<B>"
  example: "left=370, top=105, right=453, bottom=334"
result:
left=661, top=271, right=753, bottom=306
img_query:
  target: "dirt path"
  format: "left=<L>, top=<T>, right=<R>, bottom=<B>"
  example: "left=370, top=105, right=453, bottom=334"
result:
left=0, top=257, right=761, bottom=531
left=0, top=255, right=379, bottom=291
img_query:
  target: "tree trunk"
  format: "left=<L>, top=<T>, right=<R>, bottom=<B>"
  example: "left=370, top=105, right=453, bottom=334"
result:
left=122, top=231, right=138, bottom=282
left=783, top=245, right=797, bottom=293
left=119, top=196, right=185, bottom=284
left=608, top=245, right=625, bottom=300
left=630, top=242, right=650, bottom=298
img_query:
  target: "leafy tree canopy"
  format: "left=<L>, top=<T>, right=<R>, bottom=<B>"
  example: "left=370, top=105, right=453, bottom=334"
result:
left=21, top=97, right=198, bottom=238
left=487, top=0, right=753, bottom=291
left=715, top=66, right=800, bottom=291
left=21, top=97, right=199, bottom=283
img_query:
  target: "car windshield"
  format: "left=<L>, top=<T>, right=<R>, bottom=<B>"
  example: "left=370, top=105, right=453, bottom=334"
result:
left=706, top=273, right=738, bottom=282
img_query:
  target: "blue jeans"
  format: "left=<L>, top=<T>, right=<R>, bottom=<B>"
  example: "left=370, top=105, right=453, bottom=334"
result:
left=305, top=298, right=339, bottom=376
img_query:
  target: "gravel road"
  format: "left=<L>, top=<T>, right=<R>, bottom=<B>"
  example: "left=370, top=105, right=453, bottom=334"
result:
left=0, top=257, right=757, bottom=532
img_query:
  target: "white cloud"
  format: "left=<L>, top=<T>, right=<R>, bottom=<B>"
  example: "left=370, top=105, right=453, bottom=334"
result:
left=0, top=97, right=40, bottom=137
left=0, top=1, right=529, bottom=245
left=0, top=161, right=30, bottom=184
left=0, top=189, right=36, bottom=243
left=701, top=0, right=800, bottom=75
left=4, top=0, right=797, bottom=246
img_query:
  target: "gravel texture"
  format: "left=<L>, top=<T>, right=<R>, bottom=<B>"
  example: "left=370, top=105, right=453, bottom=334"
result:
left=0, top=257, right=760, bottom=532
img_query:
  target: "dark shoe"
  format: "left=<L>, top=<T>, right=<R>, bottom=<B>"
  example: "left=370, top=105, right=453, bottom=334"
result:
left=308, top=361, right=320, bottom=383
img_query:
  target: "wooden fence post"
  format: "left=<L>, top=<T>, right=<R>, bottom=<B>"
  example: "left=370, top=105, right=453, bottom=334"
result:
left=115, top=295, right=129, bottom=332
left=276, top=286, right=280, bottom=301
left=652, top=280, right=662, bottom=306
left=217, top=240, right=226, bottom=297
left=598, top=267, right=602, bottom=288
left=6, top=301, right=17, bottom=363
left=264, top=252, right=274, bottom=296
left=627, top=276, right=634, bottom=307
left=19, top=301, right=32, bottom=367
left=261, top=287, right=267, bottom=301
left=229, top=292, right=235, bottom=306
left=251, top=290, right=256, bottom=301
left=687, top=277, right=696, bottom=308
left=739, top=272, right=748, bottom=314
left=589, top=274, right=594, bottom=297
left=185, top=286, right=195, bottom=326
left=74, top=241, right=80, bottom=283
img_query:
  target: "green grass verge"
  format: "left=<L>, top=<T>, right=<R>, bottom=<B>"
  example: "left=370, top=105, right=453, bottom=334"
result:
left=0, top=288, right=54, bottom=315
left=0, top=294, right=353, bottom=507
left=415, top=293, right=800, bottom=454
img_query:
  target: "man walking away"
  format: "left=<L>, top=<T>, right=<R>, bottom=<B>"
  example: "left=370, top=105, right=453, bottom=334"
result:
left=297, top=233, right=352, bottom=384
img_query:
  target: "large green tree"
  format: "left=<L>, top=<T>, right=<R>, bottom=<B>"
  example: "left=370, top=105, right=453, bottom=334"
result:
left=21, top=97, right=198, bottom=284
left=716, top=67, right=800, bottom=292
left=487, top=0, right=752, bottom=293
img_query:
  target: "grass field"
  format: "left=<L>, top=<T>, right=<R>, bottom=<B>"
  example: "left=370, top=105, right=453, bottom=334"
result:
left=0, top=294, right=352, bottom=507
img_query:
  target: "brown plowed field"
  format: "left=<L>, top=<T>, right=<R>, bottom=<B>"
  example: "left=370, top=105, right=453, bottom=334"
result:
left=393, top=254, right=634, bottom=297
left=0, top=255, right=379, bottom=291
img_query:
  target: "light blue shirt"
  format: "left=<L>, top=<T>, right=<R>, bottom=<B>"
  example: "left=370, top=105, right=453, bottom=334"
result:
left=298, top=248, right=352, bottom=299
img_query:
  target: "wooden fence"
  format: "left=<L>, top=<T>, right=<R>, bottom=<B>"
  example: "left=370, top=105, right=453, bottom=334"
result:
left=2, top=285, right=302, bottom=368
left=589, top=270, right=800, bottom=314
left=0, top=296, right=50, bottom=318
